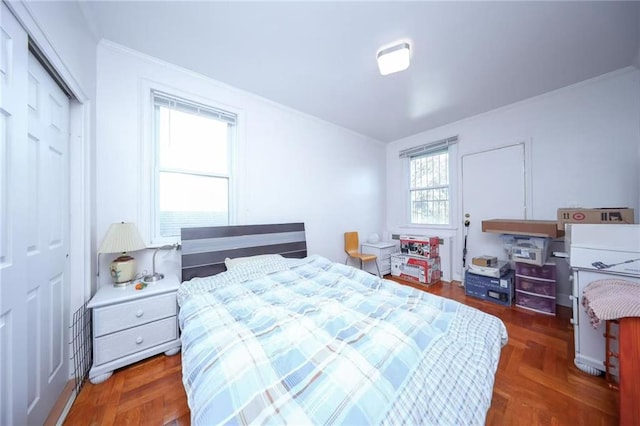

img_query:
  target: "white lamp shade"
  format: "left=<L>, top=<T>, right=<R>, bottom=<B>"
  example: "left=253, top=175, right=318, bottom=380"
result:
left=377, top=42, right=411, bottom=76
left=98, top=222, right=146, bottom=254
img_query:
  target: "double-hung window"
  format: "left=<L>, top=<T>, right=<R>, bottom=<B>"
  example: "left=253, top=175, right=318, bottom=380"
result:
left=151, top=91, right=236, bottom=240
left=402, top=136, right=457, bottom=226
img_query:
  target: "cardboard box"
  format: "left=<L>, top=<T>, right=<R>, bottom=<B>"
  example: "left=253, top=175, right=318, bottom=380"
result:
left=482, top=219, right=563, bottom=238
left=464, top=270, right=515, bottom=307
left=391, top=254, right=441, bottom=285
left=399, top=235, right=439, bottom=258
left=472, top=255, right=498, bottom=267
left=557, top=208, right=635, bottom=230
left=468, top=260, right=510, bottom=278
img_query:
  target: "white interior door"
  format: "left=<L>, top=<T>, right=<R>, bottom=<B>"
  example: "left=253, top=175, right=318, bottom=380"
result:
left=1, top=4, right=29, bottom=424
left=26, top=52, right=70, bottom=425
left=0, top=4, right=70, bottom=424
left=461, top=144, right=526, bottom=272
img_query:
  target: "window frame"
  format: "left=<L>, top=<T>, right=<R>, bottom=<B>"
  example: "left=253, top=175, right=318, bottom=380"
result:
left=408, top=149, right=451, bottom=226
left=139, top=81, right=241, bottom=245
left=402, top=139, right=457, bottom=229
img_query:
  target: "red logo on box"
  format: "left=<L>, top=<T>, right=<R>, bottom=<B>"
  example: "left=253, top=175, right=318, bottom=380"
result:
left=572, top=212, right=586, bottom=220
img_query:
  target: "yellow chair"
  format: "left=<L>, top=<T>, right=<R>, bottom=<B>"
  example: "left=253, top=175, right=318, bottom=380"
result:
left=344, top=232, right=381, bottom=277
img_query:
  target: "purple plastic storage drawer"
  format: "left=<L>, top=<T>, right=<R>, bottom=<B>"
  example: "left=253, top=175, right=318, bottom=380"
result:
left=515, top=290, right=556, bottom=315
left=515, top=262, right=556, bottom=281
left=515, top=276, right=556, bottom=297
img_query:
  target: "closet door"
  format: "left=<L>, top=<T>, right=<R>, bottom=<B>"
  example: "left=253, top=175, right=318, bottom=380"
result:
left=25, top=51, right=70, bottom=425
left=0, top=3, right=30, bottom=425
left=1, top=4, right=71, bottom=424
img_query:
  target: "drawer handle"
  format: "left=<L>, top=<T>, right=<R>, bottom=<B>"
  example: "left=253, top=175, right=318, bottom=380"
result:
left=136, top=310, right=144, bottom=318
left=135, top=336, right=144, bottom=345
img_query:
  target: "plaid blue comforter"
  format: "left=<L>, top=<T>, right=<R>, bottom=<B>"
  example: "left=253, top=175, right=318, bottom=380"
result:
left=178, top=255, right=507, bottom=425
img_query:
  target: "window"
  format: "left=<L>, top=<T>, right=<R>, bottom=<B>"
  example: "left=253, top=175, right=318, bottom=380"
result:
left=410, top=150, right=449, bottom=224
left=401, top=136, right=457, bottom=226
left=151, top=91, right=236, bottom=239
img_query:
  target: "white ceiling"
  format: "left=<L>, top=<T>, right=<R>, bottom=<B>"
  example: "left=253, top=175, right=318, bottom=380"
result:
left=80, top=1, right=640, bottom=142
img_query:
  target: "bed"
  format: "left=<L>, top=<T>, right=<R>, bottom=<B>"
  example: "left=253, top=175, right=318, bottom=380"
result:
left=178, top=223, right=508, bottom=425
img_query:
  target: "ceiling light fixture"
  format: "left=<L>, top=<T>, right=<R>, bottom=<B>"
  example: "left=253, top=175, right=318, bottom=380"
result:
left=377, top=42, right=411, bottom=76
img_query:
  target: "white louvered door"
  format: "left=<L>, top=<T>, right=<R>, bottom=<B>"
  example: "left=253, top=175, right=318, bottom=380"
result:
left=1, top=3, right=70, bottom=424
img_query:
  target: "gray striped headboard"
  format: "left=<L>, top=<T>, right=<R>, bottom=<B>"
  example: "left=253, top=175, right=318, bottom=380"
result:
left=180, top=222, right=307, bottom=282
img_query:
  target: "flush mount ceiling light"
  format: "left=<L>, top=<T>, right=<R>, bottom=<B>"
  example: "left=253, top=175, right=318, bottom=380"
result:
left=377, top=42, right=411, bottom=76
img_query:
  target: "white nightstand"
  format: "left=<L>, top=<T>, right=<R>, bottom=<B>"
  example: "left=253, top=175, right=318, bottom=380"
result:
left=87, top=275, right=181, bottom=384
left=361, top=241, right=398, bottom=276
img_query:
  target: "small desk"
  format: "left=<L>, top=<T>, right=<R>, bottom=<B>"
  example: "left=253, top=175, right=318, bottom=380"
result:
left=361, top=241, right=397, bottom=276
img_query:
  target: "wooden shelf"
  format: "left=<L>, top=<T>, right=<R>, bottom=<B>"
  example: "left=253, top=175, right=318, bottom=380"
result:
left=481, top=219, right=564, bottom=238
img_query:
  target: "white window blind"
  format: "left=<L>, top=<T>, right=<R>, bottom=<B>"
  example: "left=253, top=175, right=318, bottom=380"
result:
left=399, top=136, right=458, bottom=158
left=152, top=90, right=236, bottom=239
left=153, top=91, right=237, bottom=125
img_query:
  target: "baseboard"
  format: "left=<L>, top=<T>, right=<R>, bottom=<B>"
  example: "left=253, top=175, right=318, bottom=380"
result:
left=44, top=380, right=75, bottom=426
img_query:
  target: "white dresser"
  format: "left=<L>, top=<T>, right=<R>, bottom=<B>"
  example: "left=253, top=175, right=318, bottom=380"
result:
left=361, top=241, right=398, bottom=276
left=88, top=275, right=181, bottom=384
left=568, top=224, right=640, bottom=377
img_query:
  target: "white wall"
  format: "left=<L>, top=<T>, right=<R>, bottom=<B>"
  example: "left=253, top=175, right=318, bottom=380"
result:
left=387, top=67, right=640, bottom=282
left=17, top=1, right=97, bottom=97
left=95, top=42, right=386, bottom=286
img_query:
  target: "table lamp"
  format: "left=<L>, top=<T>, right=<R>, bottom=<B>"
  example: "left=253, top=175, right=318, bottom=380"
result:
left=98, top=222, right=146, bottom=286
left=143, top=244, right=177, bottom=283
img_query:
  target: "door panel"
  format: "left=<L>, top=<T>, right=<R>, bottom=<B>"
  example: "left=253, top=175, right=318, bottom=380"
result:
left=26, top=288, right=40, bottom=413
left=27, top=135, right=40, bottom=254
left=0, top=4, right=70, bottom=424
left=461, top=144, right=526, bottom=271
left=0, top=3, right=29, bottom=425
left=26, top=52, right=70, bottom=425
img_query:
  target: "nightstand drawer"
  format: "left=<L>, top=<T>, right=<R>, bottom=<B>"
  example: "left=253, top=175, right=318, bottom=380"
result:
left=94, top=292, right=177, bottom=337
left=379, top=246, right=396, bottom=260
left=93, top=316, right=178, bottom=366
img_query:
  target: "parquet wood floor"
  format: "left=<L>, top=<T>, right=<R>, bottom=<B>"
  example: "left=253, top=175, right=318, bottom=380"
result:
left=64, top=279, right=618, bottom=426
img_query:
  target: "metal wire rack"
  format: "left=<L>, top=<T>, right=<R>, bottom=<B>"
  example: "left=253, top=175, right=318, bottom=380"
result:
left=71, top=300, right=92, bottom=395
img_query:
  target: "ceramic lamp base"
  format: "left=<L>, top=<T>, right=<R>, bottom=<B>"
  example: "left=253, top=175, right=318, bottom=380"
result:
left=110, top=255, right=137, bottom=286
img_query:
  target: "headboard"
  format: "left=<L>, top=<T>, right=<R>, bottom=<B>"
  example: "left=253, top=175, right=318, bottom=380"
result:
left=180, top=222, right=307, bottom=282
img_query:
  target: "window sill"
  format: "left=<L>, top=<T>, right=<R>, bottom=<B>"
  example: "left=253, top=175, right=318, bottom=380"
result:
left=399, top=224, right=459, bottom=231
left=148, top=237, right=181, bottom=248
